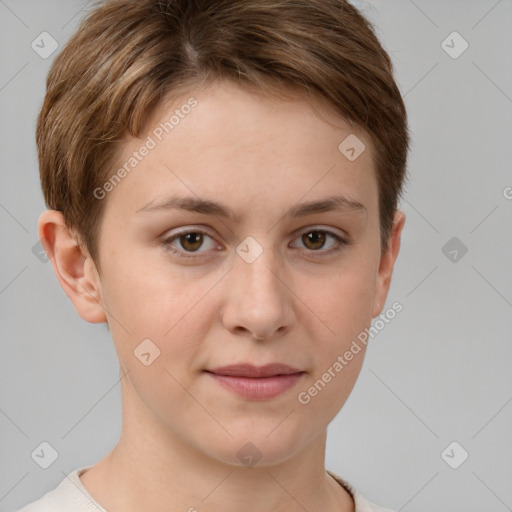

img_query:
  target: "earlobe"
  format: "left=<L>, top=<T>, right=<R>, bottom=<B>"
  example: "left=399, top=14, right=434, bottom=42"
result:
left=38, top=209, right=107, bottom=324
left=371, top=210, right=406, bottom=318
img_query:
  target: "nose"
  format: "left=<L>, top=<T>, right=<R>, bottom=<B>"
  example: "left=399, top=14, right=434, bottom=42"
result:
left=220, top=244, right=295, bottom=341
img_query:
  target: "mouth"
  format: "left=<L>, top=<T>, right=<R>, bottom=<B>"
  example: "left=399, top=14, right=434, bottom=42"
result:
left=204, top=363, right=305, bottom=400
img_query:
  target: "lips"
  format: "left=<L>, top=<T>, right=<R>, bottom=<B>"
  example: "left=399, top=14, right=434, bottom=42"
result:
left=205, top=363, right=305, bottom=400
left=206, top=363, right=302, bottom=378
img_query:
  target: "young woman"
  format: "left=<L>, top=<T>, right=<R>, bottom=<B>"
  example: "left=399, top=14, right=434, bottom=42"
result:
left=20, top=1, right=409, bottom=510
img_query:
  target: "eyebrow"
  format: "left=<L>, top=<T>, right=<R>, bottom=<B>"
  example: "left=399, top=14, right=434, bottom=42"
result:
left=136, top=194, right=367, bottom=221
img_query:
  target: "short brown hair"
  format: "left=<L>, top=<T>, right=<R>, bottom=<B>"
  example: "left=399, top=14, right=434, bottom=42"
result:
left=37, top=0, right=410, bottom=274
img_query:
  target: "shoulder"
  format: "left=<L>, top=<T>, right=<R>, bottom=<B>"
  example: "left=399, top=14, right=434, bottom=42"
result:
left=14, top=466, right=103, bottom=512
left=16, top=493, right=54, bottom=512
left=15, top=485, right=57, bottom=512
left=327, top=470, right=396, bottom=512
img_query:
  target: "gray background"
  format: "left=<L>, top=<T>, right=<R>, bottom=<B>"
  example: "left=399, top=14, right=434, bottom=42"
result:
left=1, top=0, right=511, bottom=511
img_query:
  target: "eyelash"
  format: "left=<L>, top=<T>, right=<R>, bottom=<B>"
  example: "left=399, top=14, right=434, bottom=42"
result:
left=161, top=228, right=349, bottom=260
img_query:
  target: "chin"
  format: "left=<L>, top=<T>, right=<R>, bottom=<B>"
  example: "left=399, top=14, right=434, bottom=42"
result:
left=202, top=428, right=311, bottom=470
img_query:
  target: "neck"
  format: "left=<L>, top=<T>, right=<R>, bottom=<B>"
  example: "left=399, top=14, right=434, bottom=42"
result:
left=80, top=377, right=355, bottom=512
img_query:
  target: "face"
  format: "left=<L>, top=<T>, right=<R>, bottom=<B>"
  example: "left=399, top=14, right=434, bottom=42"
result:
left=45, top=78, right=404, bottom=468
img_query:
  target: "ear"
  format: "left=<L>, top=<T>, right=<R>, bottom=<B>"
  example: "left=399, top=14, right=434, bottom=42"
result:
left=371, top=209, right=406, bottom=318
left=38, top=209, right=107, bottom=324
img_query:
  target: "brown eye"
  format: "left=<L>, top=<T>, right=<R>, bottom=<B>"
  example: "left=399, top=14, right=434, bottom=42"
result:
left=162, top=230, right=218, bottom=259
left=162, top=227, right=348, bottom=261
left=291, top=229, right=348, bottom=257
left=179, top=232, right=204, bottom=252
left=302, top=231, right=327, bottom=250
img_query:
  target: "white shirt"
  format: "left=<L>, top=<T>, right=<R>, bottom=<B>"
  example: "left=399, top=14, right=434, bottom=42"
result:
left=16, top=465, right=394, bottom=512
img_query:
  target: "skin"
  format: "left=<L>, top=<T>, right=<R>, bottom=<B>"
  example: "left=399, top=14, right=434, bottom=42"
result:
left=39, top=78, right=405, bottom=512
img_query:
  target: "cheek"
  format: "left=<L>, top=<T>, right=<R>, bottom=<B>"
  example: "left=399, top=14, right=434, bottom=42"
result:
left=100, top=255, right=222, bottom=376
left=101, top=250, right=215, bottom=334
left=303, top=259, right=377, bottom=346
left=296, top=348, right=366, bottom=425
left=297, top=257, right=376, bottom=411
left=296, top=269, right=373, bottom=417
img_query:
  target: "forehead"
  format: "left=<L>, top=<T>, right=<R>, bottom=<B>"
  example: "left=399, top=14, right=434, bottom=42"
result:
left=152, top=79, right=368, bottom=150
left=103, top=79, right=377, bottom=221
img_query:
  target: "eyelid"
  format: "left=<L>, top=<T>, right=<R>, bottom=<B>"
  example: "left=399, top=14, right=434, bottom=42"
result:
left=290, top=227, right=349, bottom=258
left=161, top=225, right=350, bottom=259
left=290, top=224, right=348, bottom=240
left=161, top=228, right=220, bottom=259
